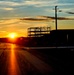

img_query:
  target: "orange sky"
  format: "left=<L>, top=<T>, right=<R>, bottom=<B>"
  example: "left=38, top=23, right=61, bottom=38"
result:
left=0, top=18, right=74, bottom=38
left=0, top=0, right=74, bottom=37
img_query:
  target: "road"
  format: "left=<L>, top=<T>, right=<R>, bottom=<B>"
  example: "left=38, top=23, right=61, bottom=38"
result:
left=0, top=43, right=53, bottom=75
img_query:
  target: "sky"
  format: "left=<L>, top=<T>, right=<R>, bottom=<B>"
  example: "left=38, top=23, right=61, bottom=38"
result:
left=0, top=0, right=74, bottom=37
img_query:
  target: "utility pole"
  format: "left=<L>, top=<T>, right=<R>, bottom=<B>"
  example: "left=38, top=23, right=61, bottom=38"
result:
left=55, top=6, right=57, bottom=31
left=55, top=6, right=58, bottom=48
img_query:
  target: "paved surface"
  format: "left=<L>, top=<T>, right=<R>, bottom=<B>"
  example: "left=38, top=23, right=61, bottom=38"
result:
left=0, top=43, right=53, bottom=75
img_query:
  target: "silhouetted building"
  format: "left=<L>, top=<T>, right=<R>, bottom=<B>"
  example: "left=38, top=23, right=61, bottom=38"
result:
left=27, top=28, right=74, bottom=46
left=28, top=27, right=51, bottom=37
left=50, top=29, right=74, bottom=46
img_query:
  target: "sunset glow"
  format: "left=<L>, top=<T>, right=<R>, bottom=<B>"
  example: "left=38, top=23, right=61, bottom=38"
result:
left=8, top=44, right=20, bottom=75
left=0, top=0, right=74, bottom=37
left=8, top=33, right=18, bottom=39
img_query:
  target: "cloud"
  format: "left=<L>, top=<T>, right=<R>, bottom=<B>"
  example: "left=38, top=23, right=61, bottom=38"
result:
left=0, top=19, right=20, bottom=25
left=45, top=8, right=74, bottom=13
left=0, top=1, right=21, bottom=6
left=24, top=0, right=74, bottom=7
left=57, top=3, right=74, bottom=6
left=66, top=12, right=74, bottom=14
left=57, top=8, right=74, bottom=15
left=20, top=17, right=48, bottom=21
left=24, top=0, right=58, bottom=7
left=41, top=16, right=74, bottom=20
left=0, top=0, right=73, bottom=8
left=1, top=7, right=14, bottom=10
left=0, top=16, right=74, bottom=26
left=57, top=8, right=74, bottom=12
left=20, top=16, right=74, bottom=22
left=0, top=0, right=58, bottom=7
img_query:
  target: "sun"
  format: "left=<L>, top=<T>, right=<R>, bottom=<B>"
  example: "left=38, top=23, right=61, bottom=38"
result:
left=8, top=33, right=18, bottom=39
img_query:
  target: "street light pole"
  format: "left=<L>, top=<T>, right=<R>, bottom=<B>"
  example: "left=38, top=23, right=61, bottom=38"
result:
left=55, top=6, right=58, bottom=48
left=55, top=6, right=57, bottom=31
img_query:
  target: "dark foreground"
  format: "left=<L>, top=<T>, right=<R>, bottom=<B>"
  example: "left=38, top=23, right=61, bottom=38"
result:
left=0, top=43, right=74, bottom=75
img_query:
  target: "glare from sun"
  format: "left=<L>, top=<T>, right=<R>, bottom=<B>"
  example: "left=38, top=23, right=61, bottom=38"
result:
left=8, top=33, right=17, bottom=39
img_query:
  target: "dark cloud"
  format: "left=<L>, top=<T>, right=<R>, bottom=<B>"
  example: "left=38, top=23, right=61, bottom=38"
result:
left=20, top=16, right=74, bottom=22
left=20, top=17, right=47, bottom=21
left=66, top=12, right=74, bottom=14
left=38, top=16, right=74, bottom=20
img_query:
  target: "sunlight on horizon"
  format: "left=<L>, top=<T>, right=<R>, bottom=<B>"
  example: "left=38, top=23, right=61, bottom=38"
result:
left=7, top=33, right=18, bottom=39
